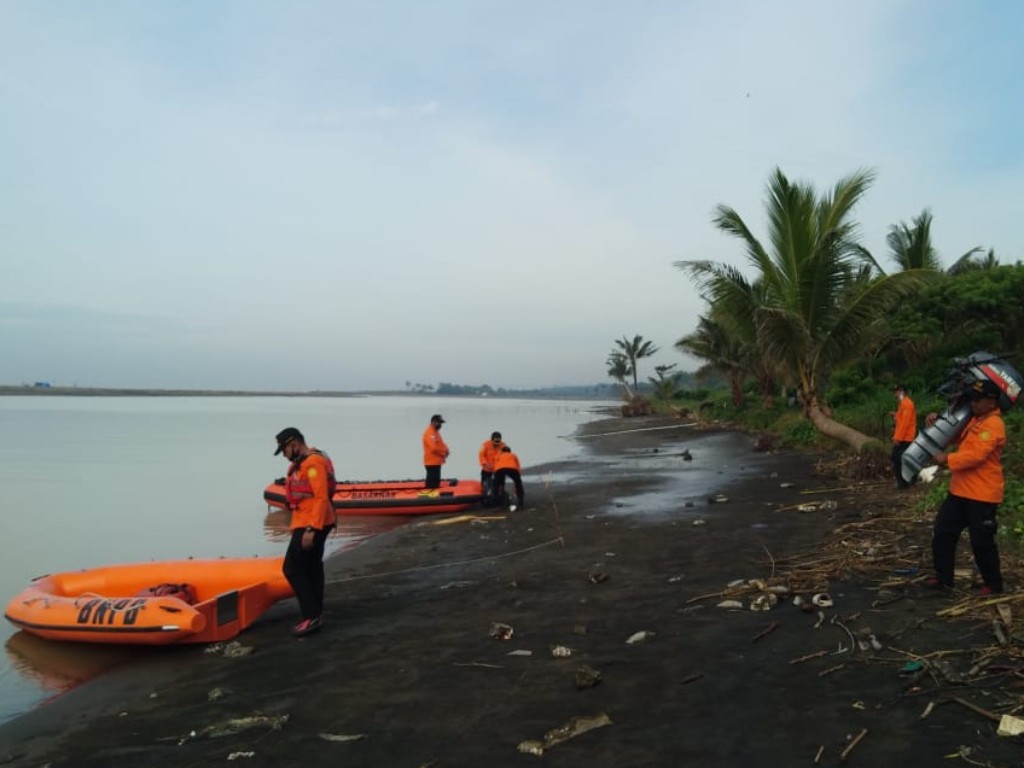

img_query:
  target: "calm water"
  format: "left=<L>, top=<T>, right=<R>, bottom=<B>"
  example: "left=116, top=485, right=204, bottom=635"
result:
left=0, top=395, right=609, bottom=724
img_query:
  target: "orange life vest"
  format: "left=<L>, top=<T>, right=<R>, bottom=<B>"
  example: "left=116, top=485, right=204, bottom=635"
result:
left=947, top=411, right=1006, bottom=503
left=893, top=396, right=917, bottom=443
left=479, top=440, right=506, bottom=471
left=423, top=426, right=449, bottom=466
left=494, top=451, right=521, bottom=472
left=285, top=450, right=338, bottom=530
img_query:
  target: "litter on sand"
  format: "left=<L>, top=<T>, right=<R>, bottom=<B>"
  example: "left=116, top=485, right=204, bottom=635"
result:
left=626, top=630, right=655, bottom=644
left=517, top=712, right=613, bottom=756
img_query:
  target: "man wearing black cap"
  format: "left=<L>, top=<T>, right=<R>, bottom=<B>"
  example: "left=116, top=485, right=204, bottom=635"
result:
left=890, top=384, right=917, bottom=489
left=422, top=414, right=449, bottom=489
left=927, top=378, right=1007, bottom=594
left=274, top=427, right=337, bottom=636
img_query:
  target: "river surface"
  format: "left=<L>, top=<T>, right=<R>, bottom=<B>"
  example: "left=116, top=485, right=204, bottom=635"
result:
left=0, top=394, right=610, bottom=724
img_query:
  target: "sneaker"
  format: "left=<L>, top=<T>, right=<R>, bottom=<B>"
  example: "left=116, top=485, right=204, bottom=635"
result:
left=925, top=577, right=953, bottom=590
left=292, top=616, right=322, bottom=637
left=978, top=585, right=1003, bottom=596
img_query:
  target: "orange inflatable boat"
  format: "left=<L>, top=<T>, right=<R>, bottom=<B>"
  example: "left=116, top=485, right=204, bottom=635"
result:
left=264, top=477, right=483, bottom=515
left=4, top=557, right=293, bottom=645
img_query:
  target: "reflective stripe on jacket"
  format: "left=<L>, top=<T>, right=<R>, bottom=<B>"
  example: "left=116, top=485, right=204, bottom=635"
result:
left=893, top=396, right=917, bottom=443
left=423, top=425, right=449, bottom=466
left=285, top=450, right=338, bottom=530
left=948, top=412, right=1006, bottom=503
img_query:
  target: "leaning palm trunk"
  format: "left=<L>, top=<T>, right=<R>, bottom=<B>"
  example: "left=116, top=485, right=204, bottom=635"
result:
left=804, top=400, right=873, bottom=451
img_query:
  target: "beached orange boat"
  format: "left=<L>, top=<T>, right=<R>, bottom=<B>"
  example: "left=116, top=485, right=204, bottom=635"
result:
left=4, top=557, right=292, bottom=645
left=263, top=477, right=483, bottom=515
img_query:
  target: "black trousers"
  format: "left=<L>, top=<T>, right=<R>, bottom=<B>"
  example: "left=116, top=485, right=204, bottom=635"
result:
left=494, top=469, right=525, bottom=506
left=480, top=470, right=495, bottom=498
left=932, top=493, right=1002, bottom=591
left=283, top=526, right=333, bottom=620
left=891, top=441, right=911, bottom=488
left=425, top=465, right=442, bottom=489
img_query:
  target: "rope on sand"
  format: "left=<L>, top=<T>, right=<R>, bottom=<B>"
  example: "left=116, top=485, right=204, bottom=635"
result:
left=325, top=536, right=565, bottom=586
left=570, top=422, right=697, bottom=439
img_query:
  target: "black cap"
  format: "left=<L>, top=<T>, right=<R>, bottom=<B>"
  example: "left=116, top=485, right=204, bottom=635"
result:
left=274, top=427, right=304, bottom=455
left=491, top=431, right=502, bottom=440
left=431, top=414, right=445, bottom=423
left=968, top=379, right=1002, bottom=400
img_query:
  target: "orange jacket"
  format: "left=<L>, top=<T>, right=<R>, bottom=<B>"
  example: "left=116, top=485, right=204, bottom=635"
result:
left=494, top=450, right=521, bottom=472
left=479, top=439, right=506, bottom=472
left=892, top=396, right=917, bottom=443
left=947, top=411, right=1006, bottom=503
left=423, top=425, right=449, bottom=467
left=287, top=451, right=337, bottom=531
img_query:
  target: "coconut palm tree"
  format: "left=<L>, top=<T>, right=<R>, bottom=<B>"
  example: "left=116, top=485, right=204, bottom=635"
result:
left=884, top=208, right=982, bottom=275
left=678, top=167, right=928, bottom=451
left=949, top=246, right=999, bottom=275
left=675, top=314, right=747, bottom=405
left=613, top=334, right=660, bottom=390
left=606, top=352, right=633, bottom=399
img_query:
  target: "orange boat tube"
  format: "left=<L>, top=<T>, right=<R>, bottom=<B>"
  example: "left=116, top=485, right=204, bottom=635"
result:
left=4, top=557, right=293, bottom=645
left=264, top=477, right=483, bottom=515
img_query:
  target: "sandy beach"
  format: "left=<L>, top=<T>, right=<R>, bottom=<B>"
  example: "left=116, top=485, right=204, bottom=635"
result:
left=2, top=415, right=1021, bottom=767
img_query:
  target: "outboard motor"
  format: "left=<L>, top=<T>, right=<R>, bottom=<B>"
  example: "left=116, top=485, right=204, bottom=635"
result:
left=900, top=351, right=1024, bottom=484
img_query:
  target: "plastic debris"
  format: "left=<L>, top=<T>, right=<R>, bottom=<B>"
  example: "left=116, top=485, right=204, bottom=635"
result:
left=692, top=518, right=707, bottom=526
left=202, top=714, right=289, bottom=739
left=489, top=622, right=514, bottom=640
left=749, top=593, right=778, bottom=612
left=626, top=630, right=655, bottom=644
left=551, top=646, right=574, bottom=658
left=997, top=715, right=1024, bottom=737
left=507, top=649, right=533, bottom=656
left=516, top=712, right=613, bottom=756
left=588, top=572, right=609, bottom=584
left=575, top=664, right=602, bottom=689
left=811, top=593, right=833, bottom=608
left=318, top=733, right=367, bottom=743
left=717, top=600, right=744, bottom=610
left=779, top=482, right=796, bottom=489
left=900, top=661, right=925, bottom=675
left=203, top=641, right=253, bottom=658
left=918, top=465, right=940, bottom=484
left=227, top=752, right=256, bottom=760
left=709, top=494, right=729, bottom=503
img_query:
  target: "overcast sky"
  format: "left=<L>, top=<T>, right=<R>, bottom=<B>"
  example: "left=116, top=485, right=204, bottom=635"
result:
left=2, top=1, right=1021, bottom=391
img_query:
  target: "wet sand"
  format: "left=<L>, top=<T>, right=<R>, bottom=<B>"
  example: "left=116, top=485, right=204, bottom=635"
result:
left=1, top=415, right=1020, bottom=767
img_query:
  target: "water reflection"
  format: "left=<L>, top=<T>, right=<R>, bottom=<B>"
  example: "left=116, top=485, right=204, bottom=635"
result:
left=5, top=631, right=142, bottom=699
left=262, top=507, right=410, bottom=553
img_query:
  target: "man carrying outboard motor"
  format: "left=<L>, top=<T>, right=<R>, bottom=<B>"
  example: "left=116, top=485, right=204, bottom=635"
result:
left=927, top=378, right=1007, bottom=594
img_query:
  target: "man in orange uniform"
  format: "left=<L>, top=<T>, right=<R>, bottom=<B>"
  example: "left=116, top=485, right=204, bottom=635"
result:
left=274, top=427, right=337, bottom=636
left=928, top=379, right=1007, bottom=594
left=891, top=384, right=917, bottom=489
left=493, top=445, right=525, bottom=510
left=478, top=431, right=505, bottom=504
left=422, top=414, right=449, bottom=489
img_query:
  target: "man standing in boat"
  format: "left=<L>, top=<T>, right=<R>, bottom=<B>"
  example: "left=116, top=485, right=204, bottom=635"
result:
left=422, top=414, right=449, bottom=489
left=274, top=427, right=337, bottom=637
left=478, top=431, right=505, bottom=504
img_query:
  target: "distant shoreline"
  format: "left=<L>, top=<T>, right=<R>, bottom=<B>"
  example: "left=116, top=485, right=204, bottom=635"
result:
left=0, top=386, right=611, bottom=400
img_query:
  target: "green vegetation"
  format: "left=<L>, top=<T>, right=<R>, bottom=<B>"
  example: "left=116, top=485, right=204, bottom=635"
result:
left=605, top=165, right=1024, bottom=540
